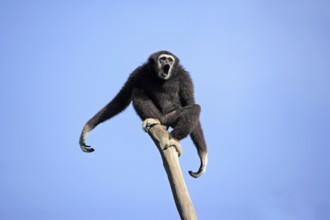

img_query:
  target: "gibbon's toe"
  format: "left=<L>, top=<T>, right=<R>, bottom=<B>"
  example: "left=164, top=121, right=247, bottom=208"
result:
left=142, top=118, right=161, bottom=132
left=164, top=138, right=182, bottom=156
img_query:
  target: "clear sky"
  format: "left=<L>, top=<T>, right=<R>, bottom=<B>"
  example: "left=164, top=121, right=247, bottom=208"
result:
left=0, top=1, right=329, bottom=220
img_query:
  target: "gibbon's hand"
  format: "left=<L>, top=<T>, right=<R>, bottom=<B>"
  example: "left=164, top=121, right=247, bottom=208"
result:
left=79, top=125, right=95, bottom=153
left=80, top=141, right=95, bottom=153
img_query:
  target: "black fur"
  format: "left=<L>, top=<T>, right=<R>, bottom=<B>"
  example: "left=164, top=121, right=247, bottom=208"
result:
left=79, top=50, right=207, bottom=178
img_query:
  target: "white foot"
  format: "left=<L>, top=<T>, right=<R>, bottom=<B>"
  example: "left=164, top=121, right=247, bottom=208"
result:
left=164, top=138, right=182, bottom=156
left=142, top=118, right=161, bottom=132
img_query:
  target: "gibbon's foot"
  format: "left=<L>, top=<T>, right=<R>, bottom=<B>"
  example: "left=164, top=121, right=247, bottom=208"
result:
left=143, top=118, right=161, bottom=133
left=164, top=138, right=182, bottom=157
left=80, top=143, right=95, bottom=153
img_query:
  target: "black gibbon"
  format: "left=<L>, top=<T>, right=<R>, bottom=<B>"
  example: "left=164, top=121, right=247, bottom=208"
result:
left=79, top=51, right=207, bottom=178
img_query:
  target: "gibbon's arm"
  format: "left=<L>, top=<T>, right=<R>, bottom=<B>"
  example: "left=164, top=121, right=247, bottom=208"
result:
left=79, top=73, right=138, bottom=152
left=179, top=72, right=196, bottom=106
left=132, top=89, right=166, bottom=124
left=180, top=72, right=208, bottom=178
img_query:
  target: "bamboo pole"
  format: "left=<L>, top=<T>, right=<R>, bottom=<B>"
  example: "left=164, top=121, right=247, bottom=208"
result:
left=146, top=123, right=198, bottom=220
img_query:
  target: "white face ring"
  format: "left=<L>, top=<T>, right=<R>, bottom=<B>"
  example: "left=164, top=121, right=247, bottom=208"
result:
left=158, top=54, right=175, bottom=80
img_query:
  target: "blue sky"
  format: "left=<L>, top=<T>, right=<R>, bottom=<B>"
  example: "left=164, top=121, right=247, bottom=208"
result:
left=0, top=1, right=329, bottom=219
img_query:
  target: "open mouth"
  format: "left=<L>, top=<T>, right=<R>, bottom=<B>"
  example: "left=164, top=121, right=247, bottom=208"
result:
left=161, top=64, right=170, bottom=78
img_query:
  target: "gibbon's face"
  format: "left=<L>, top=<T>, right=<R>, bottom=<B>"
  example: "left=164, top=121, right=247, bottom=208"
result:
left=157, top=54, right=175, bottom=80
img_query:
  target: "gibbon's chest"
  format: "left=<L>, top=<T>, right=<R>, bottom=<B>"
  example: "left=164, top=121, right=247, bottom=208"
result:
left=142, top=79, right=181, bottom=113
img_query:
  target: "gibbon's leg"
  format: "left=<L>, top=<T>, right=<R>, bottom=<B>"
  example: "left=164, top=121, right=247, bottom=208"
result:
left=166, top=104, right=208, bottom=178
left=167, top=104, right=201, bottom=141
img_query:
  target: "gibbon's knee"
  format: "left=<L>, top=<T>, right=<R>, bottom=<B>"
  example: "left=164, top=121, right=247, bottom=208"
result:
left=182, top=104, right=201, bottom=123
left=191, top=104, right=201, bottom=116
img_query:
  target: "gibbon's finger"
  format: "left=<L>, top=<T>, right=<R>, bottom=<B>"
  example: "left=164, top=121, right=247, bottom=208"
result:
left=142, top=118, right=160, bottom=132
left=188, top=170, right=203, bottom=178
left=164, top=138, right=182, bottom=157
left=81, top=143, right=95, bottom=153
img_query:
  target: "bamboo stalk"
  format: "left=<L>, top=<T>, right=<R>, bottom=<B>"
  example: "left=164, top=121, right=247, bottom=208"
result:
left=147, top=123, right=198, bottom=220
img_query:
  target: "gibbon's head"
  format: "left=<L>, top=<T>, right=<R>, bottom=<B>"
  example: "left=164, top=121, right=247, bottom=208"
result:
left=149, top=51, right=179, bottom=80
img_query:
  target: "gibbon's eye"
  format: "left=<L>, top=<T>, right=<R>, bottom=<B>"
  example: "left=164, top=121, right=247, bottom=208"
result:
left=159, top=56, right=166, bottom=62
left=168, top=57, right=173, bottom=63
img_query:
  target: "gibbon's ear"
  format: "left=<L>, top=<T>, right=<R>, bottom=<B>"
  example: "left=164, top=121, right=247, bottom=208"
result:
left=148, top=56, right=153, bottom=63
